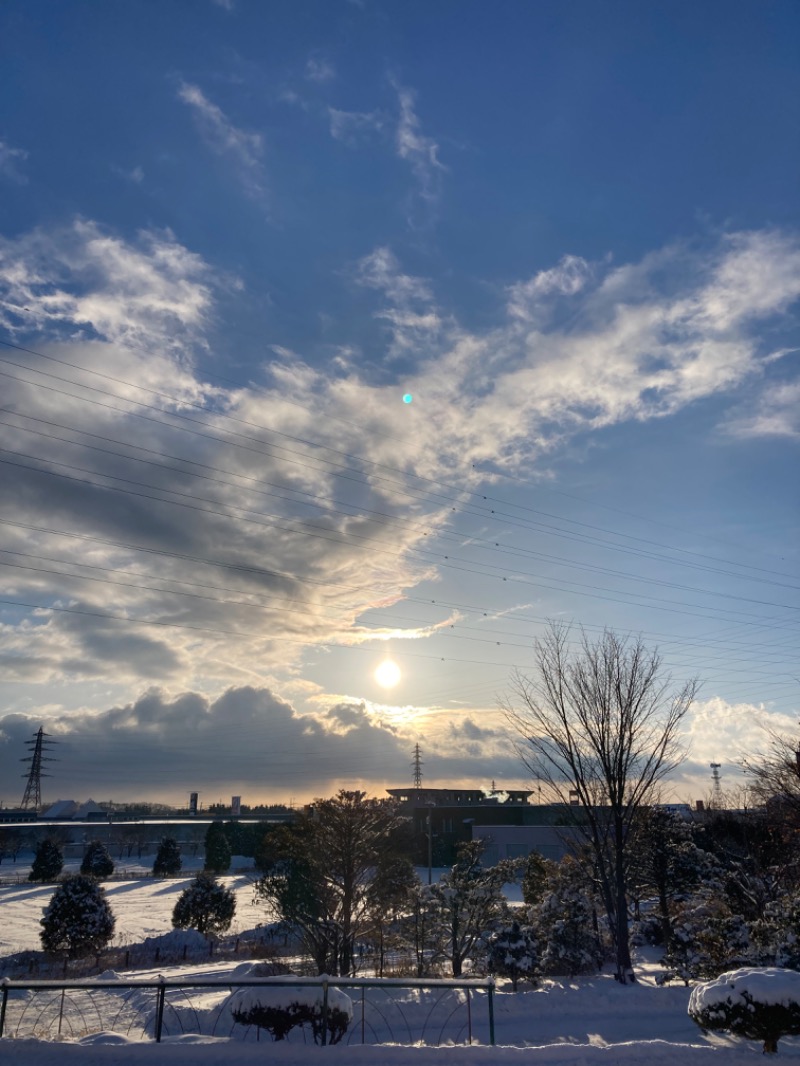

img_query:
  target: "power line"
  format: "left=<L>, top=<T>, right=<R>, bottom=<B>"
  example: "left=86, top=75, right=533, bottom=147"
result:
left=0, top=339, right=794, bottom=583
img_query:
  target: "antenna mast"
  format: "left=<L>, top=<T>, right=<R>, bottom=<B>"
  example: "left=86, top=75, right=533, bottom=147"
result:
left=20, top=727, right=57, bottom=811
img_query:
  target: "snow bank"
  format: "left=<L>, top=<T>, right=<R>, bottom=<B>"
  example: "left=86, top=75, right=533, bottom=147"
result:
left=3, top=1036, right=771, bottom=1064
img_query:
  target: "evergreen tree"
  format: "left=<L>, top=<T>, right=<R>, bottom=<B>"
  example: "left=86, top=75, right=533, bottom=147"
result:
left=530, top=856, right=604, bottom=978
left=204, top=822, right=232, bottom=874
left=153, top=836, right=182, bottom=878
left=425, top=840, right=516, bottom=977
left=172, top=872, right=236, bottom=936
left=663, top=890, right=750, bottom=983
left=40, top=874, right=115, bottom=958
left=80, top=840, right=115, bottom=878
left=628, top=808, right=710, bottom=945
left=521, top=851, right=555, bottom=907
left=750, top=895, right=800, bottom=970
left=29, top=838, right=64, bottom=882
left=487, top=920, right=539, bottom=989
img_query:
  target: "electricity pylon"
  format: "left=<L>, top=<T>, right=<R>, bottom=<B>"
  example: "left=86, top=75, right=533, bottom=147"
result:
left=20, top=727, right=56, bottom=811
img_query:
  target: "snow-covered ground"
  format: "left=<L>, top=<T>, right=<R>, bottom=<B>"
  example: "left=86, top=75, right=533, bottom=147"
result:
left=2, top=854, right=800, bottom=1063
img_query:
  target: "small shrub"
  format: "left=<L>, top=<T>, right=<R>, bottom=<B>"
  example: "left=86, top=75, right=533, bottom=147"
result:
left=689, top=967, right=800, bottom=1054
left=40, top=874, right=115, bottom=958
left=229, top=983, right=352, bottom=1044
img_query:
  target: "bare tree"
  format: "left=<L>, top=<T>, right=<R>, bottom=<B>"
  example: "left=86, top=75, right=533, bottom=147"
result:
left=503, top=624, right=698, bottom=983
left=743, top=727, right=800, bottom=820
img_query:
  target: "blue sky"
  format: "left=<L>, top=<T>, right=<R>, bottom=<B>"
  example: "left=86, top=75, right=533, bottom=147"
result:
left=0, top=0, right=798, bottom=807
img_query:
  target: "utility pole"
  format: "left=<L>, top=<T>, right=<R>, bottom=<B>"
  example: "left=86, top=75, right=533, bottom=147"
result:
left=20, top=727, right=56, bottom=811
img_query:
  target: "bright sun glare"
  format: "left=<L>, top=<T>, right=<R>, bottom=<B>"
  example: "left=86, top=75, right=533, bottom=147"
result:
left=374, top=659, right=402, bottom=689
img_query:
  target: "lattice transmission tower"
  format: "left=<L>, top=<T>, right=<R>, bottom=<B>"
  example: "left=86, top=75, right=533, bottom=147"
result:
left=710, top=762, right=722, bottom=805
left=412, top=743, right=423, bottom=788
left=20, top=727, right=57, bottom=811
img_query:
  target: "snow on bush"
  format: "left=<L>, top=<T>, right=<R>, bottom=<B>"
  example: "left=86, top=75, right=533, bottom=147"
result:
left=40, top=874, right=116, bottom=959
left=141, top=928, right=210, bottom=955
left=487, top=921, right=539, bottom=990
left=226, top=976, right=353, bottom=1044
left=80, top=840, right=115, bottom=879
left=172, top=873, right=236, bottom=936
left=689, top=966, right=800, bottom=1054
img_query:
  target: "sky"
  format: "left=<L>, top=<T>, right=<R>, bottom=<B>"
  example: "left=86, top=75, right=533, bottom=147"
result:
left=0, top=0, right=798, bottom=809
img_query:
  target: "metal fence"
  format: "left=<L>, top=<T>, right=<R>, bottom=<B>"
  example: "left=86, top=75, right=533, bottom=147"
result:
left=0, top=975, right=496, bottom=1046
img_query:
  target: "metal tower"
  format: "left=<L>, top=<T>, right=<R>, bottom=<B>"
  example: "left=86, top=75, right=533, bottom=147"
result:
left=20, top=727, right=56, bottom=811
left=710, top=762, right=722, bottom=804
left=412, top=743, right=423, bottom=788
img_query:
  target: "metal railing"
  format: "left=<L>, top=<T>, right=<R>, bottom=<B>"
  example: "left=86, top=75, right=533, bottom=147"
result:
left=0, top=975, right=496, bottom=1046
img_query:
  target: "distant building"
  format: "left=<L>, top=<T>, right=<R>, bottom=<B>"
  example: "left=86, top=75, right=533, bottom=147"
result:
left=387, top=784, right=582, bottom=865
left=387, top=787, right=532, bottom=808
left=41, top=798, right=107, bottom=821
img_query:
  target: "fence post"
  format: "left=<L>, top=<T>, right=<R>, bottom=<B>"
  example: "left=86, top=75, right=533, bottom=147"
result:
left=320, top=978, right=329, bottom=1047
left=487, top=978, right=495, bottom=1046
left=154, top=976, right=166, bottom=1043
left=361, top=985, right=366, bottom=1044
left=57, top=988, right=66, bottom=1037
left=466, top=986, right=472, bottom=1045
left=0, top=979, right=9, bottom=1039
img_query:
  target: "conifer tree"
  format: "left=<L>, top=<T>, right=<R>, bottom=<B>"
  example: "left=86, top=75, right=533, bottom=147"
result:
left=29, top=838, right=64, bottom=882
left=153, top=836, right=182, bottom=878
left=80, top=839, right=115, bottom=879
left=172, top=872, right=236, bottom=936
left=40, top=874, right=115, bottom=958
left=425, top=840, right=516, bottom=977
left=204, top=822, right=232, bottom=873
left=487, top=920, right=539, bottom=989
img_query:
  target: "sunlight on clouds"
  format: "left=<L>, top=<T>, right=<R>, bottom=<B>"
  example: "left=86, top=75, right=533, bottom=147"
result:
left=684, top=695, right=797, bottom=767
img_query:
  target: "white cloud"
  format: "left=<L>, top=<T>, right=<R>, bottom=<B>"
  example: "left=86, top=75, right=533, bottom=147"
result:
left=356, top=246, right=433, bottom=304
left=0, top=139, right=28, bottom=183
left=507, top=255, right=592, bottom=322
left=0, top=219, right=215, bottom=362
left=177, top=82, right=265, bottom=200
left=392, top=81, right=445, bottom=221
left=306, top=56, right=336, bottom=84
left=723, top=376, right=800, bottom=439
left=328, top=107, right=383, bottom=144
left=1, top=221, right=798, bottom=729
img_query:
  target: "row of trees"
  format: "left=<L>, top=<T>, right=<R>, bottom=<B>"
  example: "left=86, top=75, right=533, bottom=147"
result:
left=28, top=835, right=184, bottom=883
left=39, top=870, right=236, bottom=959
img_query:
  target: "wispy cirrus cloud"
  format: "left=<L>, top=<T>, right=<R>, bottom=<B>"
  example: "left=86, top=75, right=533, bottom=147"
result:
left=722, top=375, right=800, bottom=439
left=328, top=107, right=384, bottom=144
left=177, top=82, right=265, bottom=200
left=0, top=139, right=29, bottom=183
left=392, top=81, right=445, bottom=223
left=306, top=56, right=336, bottom=84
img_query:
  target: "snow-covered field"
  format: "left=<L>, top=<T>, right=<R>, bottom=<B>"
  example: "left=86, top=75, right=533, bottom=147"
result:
left=2, top=853, right=799, bottom=1063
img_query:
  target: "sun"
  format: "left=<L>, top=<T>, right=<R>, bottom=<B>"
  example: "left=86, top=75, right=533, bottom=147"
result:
left=374, top=659, right=402, bottom=689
